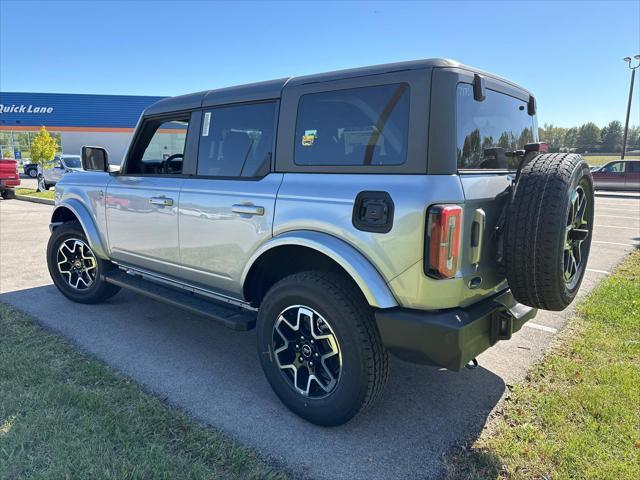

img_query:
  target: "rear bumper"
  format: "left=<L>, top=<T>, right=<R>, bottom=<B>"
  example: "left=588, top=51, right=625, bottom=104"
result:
left=0, top=179, right=20, bottom=188
left=375, top=289, right=537, bottom=371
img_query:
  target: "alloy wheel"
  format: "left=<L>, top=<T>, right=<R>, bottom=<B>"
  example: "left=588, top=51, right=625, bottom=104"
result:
left=57, top=238, right=98, bottom=290
left=272, top=305, right=342, bottom=398
left=563, top=185, right=589, bottom=287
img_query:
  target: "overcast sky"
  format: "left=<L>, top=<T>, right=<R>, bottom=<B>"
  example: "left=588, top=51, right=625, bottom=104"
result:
left=1, top=0, right=639, bottom=128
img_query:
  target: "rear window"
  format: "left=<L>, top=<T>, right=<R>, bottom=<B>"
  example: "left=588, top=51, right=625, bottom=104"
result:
left=294, top=83, right=410, bottom=167
left=456, top=83, right=537, bottom=170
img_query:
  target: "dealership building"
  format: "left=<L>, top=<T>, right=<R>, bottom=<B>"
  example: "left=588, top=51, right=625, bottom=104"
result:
left=0, top=92, right=166, bottom=164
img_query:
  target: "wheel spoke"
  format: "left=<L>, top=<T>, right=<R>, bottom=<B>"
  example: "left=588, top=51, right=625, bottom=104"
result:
left=56, top=238, right=97, bottom=291
left=272, top=305, right=342, bottom=399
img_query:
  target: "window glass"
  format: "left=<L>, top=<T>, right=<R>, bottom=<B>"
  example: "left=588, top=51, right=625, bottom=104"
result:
left=456, top=84, right=537, bottom=169
left=294, top=83, right=410, bottom=166
left=127, top=117, right=189, bottom=174
left=603, top=161, right=625, bottom=173
left=197, top=102, right=275, bottom=177
left=627, top=161, right=640, bottom=173
left=62, top=156, right=81, bottom=168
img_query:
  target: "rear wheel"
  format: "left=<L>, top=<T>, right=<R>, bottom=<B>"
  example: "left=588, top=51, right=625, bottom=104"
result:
left=47, top=222, right=120, bottom=304
left=1, top=189, right=14, bottom=199
left=505, top=153, right=594, bottom=311
left=257, top=271, right=388, bottom=426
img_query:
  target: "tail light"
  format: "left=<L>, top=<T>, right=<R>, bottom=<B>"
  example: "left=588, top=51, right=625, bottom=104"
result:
left=524, top=142, right=549, bottom=153
left=425, top=205, right=462, bottom=279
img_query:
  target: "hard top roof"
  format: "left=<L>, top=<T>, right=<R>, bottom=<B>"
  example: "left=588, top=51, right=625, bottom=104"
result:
left=143, top=58, right=531, bottom=115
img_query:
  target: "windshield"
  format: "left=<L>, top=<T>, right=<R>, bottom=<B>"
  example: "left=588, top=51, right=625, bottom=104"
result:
left=456, top=83, right=537, bottom=170
left=63, top=156, right=81, bottom=168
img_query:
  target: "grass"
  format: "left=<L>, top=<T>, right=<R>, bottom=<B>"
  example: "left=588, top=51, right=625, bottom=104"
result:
left=444, top=250, right=640, bottom=480
left=14, top=187, right=55, bottom=200
left=583, top=154, right=639, bottom=166
left=0, top=303, right=288, bottom=480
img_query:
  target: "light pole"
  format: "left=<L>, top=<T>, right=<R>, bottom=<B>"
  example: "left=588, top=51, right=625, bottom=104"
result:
left=621, top=55, right=640, bottom=159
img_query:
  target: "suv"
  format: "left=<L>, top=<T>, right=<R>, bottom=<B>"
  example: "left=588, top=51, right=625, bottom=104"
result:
left=46, top=59, right=594, bottom=426
left=37, top=154, right=83, bottom=191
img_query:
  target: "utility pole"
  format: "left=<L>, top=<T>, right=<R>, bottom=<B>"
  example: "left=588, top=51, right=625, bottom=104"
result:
left=621, top=55, right=640, bottom=159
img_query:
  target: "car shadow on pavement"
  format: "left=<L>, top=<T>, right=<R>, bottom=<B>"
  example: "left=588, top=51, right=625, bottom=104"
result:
left=1, top=284, right=505, bottom=480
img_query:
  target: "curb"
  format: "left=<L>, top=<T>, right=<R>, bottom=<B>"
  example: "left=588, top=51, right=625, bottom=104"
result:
left=14, top=195, right=55, bottom=206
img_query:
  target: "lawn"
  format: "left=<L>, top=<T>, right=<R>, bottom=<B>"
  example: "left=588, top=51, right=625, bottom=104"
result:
left=445, top=251, right=640, bottom=479
left=0, top=303, right=288, bottom=480
left=583, top=154, right=639, bottom=166
left=14, top=187, right=55, bottom=200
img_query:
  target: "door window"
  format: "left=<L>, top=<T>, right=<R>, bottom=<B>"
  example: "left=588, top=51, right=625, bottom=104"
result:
left=126, top=116, right=190, bottom=175
left=602, top=161, right=625, bottom=173
left=294, top=83, right=410, bottom=166
left=627, top=162, right=640, bottom=173
left=197, top=102, right=276, bottom=177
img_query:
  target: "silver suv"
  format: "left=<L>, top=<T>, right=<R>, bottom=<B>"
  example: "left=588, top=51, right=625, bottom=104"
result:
left=37, top=154, right=83, bottom=191
left=46, top=59, right=594, bottom=426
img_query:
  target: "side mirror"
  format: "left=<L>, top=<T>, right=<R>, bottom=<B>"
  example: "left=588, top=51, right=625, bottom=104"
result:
left=82, top=146, right=109, bottom=172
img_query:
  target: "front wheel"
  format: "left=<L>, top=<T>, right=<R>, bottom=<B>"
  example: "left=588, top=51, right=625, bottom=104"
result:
left=47, top=222, right=120, bottom=304
left=257, top=271, right=388, bottom=426
left=28, top=168, right=38, bottom=178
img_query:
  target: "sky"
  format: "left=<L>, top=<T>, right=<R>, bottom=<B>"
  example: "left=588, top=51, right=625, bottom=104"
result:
left=1, top=0, right=639, bottom=128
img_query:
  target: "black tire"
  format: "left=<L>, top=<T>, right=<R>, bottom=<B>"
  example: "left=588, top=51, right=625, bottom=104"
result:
left=1, top=189, right=14, bottom=199
left=257, top=271, right=388, bottom=426
left=27, top=167, right=38, bottom=178
left=505, top=153, right=594, bottom=311
left=47, top=222, right=120, bottom=304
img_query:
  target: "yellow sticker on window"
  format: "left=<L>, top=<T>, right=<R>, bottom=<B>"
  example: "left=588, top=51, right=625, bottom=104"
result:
left=301, top=129, right=317, bottom=147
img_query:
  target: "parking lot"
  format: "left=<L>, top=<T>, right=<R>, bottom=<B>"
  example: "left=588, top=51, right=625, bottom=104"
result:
left=0, top=192, right=638, bottom=480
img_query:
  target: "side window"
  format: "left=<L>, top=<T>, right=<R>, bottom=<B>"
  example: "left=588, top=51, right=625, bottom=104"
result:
left=197, top=102, right=276, bottom=177
left=126, top=116, right=189, bottom=175
left=294, top=83, right=410, bottom=166
left=627, top=162, right=640, bottom=173
left=456, top=83, right=537, bottom=170
left=603, top=162, right=625, bottom=173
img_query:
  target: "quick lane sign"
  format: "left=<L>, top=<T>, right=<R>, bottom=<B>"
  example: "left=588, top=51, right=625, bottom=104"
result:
left=0, top=104, right=54, bottom=114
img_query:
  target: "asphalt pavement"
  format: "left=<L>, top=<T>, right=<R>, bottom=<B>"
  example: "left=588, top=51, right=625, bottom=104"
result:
left=0, top=192, right=638, bottom=480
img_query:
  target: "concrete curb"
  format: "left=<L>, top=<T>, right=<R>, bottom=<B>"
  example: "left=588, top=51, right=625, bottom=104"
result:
left=14, top=195, right=55, bottom=206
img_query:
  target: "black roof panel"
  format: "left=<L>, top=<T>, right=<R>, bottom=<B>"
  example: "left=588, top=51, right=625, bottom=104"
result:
left=143, top=58, right=530, bottom=114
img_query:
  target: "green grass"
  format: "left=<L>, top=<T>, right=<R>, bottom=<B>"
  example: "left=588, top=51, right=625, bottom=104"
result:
left=0, top=303, right=288, bottom=480
left=445, top=251, right=640, bottom=480
left=14, top=187, right=55, bottom=200
left=583, top=154, right=639, bottom=166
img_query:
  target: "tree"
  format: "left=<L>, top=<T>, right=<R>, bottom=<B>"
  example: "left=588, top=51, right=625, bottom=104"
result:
left=2, top=150, right=12, bottom=159
left=30, top=126, right=59, bottom=167
left=564, top=127, right=578, bottom=150
left=600, top=120, right=623, bottom=152
left=576, top=122, right=600, bottom=152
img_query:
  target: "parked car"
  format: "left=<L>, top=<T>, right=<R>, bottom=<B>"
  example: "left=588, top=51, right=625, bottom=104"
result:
left=46, top=59, right=594, bottom=426
left=0, top=158, right=21, bottom=198
left=23, top=162, right=39, bottom=178
left=591, top=159, right=640, bottom=190
left=37, top=154, right=84, bottom=190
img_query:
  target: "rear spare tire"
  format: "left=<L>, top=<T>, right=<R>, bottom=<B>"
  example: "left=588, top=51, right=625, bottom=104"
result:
left=504, top=153, right=594, bottom=311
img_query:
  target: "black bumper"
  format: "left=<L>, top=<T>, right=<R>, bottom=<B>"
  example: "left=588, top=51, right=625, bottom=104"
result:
left=375, top=290, right=537, bottom=371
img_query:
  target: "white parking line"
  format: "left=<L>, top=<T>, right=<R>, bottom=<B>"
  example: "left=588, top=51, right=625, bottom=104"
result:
left=594, top=224, right=640, bottom=230
left=592, top=240, right=639, bottom=247
left=595, top=214, right=640, bottom=220
left=586, top=268, right=610, bottom=275
left=525, top=322, right=558, bottom=334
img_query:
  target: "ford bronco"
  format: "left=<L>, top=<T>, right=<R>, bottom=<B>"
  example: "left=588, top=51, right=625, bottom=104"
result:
left=46, top=59, right=594, bottom=426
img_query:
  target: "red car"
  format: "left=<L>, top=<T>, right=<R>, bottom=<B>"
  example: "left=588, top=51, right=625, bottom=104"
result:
left=591, top=159, right=640, bottom=191
left=0, top=159, right=21, bottom=199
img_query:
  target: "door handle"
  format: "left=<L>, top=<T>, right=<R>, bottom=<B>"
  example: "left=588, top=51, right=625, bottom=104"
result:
left=470, top=208, right=485, bottom=265
left=232, top=204, right=265, bottom=216
left=150, top=196, right=174, bottom=207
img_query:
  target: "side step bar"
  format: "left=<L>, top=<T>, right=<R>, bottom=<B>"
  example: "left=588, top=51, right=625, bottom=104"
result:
left=103, top=270, right=256, bottom=331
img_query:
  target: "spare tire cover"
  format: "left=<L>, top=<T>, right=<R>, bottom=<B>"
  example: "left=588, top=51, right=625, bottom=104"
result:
left=504, top=153, right=594, bottom=311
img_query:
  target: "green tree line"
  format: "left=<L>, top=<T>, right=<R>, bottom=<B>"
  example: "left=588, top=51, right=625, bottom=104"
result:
left=539, top=121, right=640, bottom=153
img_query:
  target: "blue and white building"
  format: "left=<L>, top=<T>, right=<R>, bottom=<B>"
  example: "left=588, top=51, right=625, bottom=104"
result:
left=0, top=92, right=166, bottom=163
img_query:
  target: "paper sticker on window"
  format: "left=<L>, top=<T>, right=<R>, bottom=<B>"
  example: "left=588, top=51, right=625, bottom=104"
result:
left=202, top=112, right=211, bottom=137
left=301, top=129, right=317, bottom=147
